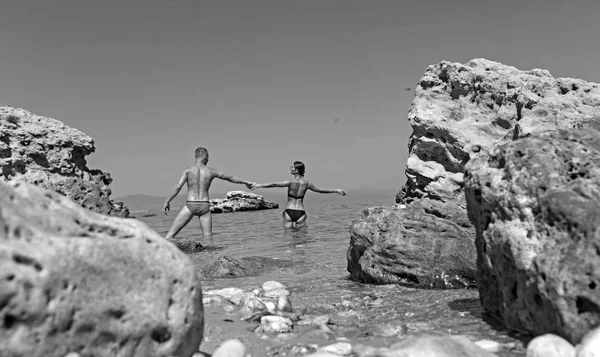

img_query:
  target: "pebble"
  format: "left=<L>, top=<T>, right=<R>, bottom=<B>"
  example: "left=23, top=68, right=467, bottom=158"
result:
left=277, top=294, right=293, bottom=312
left=577, top=326, right=600, bottom=357
left=264, top=301, right=276, bottom=311
left=259, top=315, right=293, bottom=334
left=263, top=288, right=291, bottom=298
left=262, top=281, right=287, bottom=292
left=526, top=334, right=575, bottom=357
left=212, top=339, right=248, bottom=357
left=64, top=353, right=80, bottom=357
left=298, top=315, right=331, bottom=326
left=317, top=342, right=352, bottom=355
left=474, top=339, right=502, bottom=353
left=204, top=288, right=245, bottom=305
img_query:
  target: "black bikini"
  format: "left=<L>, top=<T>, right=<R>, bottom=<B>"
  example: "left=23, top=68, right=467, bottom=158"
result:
left=285, top=188, right=306, bottom=222
left=284, top=209, right=305, bottom=222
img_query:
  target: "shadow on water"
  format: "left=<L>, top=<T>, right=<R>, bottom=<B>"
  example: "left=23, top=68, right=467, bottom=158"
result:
left=448, top=297, right=531, bottom=347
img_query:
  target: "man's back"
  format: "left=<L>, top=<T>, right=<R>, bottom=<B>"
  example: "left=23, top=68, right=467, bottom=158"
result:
left=185, top=165, right=217, bottom=201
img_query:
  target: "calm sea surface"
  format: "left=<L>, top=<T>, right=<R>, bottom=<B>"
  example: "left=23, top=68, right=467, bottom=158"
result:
left=137, top=194, right=527, bottom=356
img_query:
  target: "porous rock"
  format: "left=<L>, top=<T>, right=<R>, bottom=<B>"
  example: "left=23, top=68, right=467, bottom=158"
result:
left=210, top=191, right=278, bottom=214
left=0, top=106, right=130, bottom=217
left=0, top=180, right=203, bottom=357
left=465, top=128, right=600, bottom=343
left=351, top=58, right=600, bottom=286
left=347, top=199, right=476, bottom=288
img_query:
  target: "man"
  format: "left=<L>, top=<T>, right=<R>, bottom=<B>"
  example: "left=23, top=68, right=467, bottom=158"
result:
left=163, top=147, right=255, bottom=239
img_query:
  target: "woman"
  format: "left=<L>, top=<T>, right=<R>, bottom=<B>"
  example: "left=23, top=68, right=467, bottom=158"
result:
left=252, top=161, right=346, bottom=229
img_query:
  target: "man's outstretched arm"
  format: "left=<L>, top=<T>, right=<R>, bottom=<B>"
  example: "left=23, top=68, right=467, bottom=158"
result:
left=163, top=171, right=187, bottom=214
left=215, top=171, right=254, bottom=186
left=307, top=182, right=346, bottom=195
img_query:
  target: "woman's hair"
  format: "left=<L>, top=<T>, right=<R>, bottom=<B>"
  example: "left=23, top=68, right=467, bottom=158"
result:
left=293, top=161, right=305, bottom=176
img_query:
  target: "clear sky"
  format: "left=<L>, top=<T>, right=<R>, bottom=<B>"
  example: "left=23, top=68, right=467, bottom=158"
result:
left=1, top=0, right=599, bottom=197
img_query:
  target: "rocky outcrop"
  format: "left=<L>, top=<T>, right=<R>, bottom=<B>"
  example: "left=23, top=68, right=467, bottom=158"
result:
left=0, top=106, right=130, bottom=217
left=398, top=58, right=600, bottom=205
left=349, top=58, right=600, bottom=286
left=464, top=128, right=600, bottom=344
left=210, top=191, right=278, bottom=214
left=347, top=199, right=476, bottom=288
left=0, top=180, right=204, bottom=356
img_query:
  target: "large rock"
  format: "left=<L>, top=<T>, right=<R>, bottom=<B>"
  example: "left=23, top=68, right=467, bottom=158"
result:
left=349, top=58, right=600, bottom=286
left=0, top=106, right=130, bottom=217
left=347, top=199, right=476, bottom=288
left=210, top=191, right=278, bottom=214
left=398, top=58, right=600, bottom=205
left=464, top=128, right=600, bottom=343
left=0, top=180, right=204, bottom=356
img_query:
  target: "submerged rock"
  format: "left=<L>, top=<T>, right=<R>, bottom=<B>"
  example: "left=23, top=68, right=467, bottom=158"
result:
left=347, top=199, right=476, bottom=288
left=0, top=180, right=203, bottom=356
left=465, top=128, right=600, bottom=343
left=210, top=191, right=278, bottom=213
left=0, top=106, right=130, bottom=217
left=169, top=238, right=205, bottom=253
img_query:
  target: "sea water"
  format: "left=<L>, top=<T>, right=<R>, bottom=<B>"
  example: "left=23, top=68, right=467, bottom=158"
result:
left=138, top=194, right=527, bottom=356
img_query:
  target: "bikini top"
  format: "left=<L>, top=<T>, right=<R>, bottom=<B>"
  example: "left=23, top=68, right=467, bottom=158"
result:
left=287, top=182, right=305, bottom=199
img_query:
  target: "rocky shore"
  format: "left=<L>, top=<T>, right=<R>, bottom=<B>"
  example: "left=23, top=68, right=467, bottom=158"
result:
left=348, top=58, right=600, bottom=349
left=210, top=191, right=278, bottom=214
left=0, top=106, right=130, bottom=217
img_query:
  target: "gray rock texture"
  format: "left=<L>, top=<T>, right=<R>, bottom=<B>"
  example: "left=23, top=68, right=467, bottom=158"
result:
left=0, top=180, right=204, bottom=356
left=349, top=58, right=600, bottom=286
left=210, top=191, right=278, bottom=213
left=465, top=128, right=600, bottom=343
left=0, top=106, right=130, bottom=217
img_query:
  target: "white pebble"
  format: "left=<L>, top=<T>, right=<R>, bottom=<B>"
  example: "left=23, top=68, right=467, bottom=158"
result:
left=64, top=353, right=80, bottom=357
left=264, top=301, right=276, bottom=311
left=212, top=339, right=247, bottom=357
left=577, top=326, right=600, bottom=357
left=526, top=334, right=575, bottom=357
left=204, top=288, right=245, bottom=305
left=474, top=339, right=502, bottom=353
left=262, top=281, right=286, bottom=292
left=277, top=294, right=293, bottom=312
left=318, top=342, right=352, bottom=355
left=263, top=288, right=290, bottom=298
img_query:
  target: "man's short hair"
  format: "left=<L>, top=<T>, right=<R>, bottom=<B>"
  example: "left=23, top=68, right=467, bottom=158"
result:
left=195, top=147, right=208, bottom=158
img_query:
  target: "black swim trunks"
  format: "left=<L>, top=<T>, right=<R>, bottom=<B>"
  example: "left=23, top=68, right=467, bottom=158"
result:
left=186, top=201, right=210, bottom=217
left=284, top=209, right=305, bottom=222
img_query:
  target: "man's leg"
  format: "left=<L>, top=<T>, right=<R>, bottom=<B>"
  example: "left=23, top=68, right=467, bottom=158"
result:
left=165, top=206, right=194, bottom=238
left=198, top=212, right=213, bottom=238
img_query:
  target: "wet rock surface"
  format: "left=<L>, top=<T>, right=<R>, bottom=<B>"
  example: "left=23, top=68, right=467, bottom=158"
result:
left=210, top=191, right=278, bottom=214
left=0, top=106, right=130, bottom=217
left=200, top=256, right=295, bottom=279
left=465, top=128, right=600, bottom=343
left=0, top=180, right=203, bottom=357
left=347, top=199, right=476, bottom=288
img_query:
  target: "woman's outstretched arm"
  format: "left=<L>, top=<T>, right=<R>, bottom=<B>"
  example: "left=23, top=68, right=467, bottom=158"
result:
left=252, top=181, right=291, bottom=189
left=307, top=182, right=346, bottom=195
